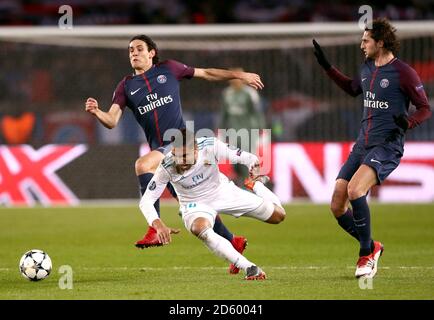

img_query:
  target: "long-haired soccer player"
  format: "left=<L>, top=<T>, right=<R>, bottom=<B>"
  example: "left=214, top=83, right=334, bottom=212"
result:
left=313, top=18, right=431, bottom=278
left=85, top=34, right=264, bottom=274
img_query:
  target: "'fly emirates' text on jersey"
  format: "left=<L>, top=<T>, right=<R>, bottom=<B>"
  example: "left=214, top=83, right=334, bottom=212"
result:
left=112, top=60, right=194, bottom=150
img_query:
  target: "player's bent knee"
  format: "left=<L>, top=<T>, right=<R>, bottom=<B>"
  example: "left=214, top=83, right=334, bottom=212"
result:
left=347, top=183, right=364, bottom=200
left=190, top=217, right=212, bottom=237
left=330, top=202, right=346, bottom=217
left=135, top=157, right=157, bottom=175
left=266, top=206, right=286, bottom=224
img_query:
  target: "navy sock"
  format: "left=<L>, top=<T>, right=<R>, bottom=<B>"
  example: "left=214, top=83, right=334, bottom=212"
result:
left=138, top=173, right=160, bottom=217
left=336, top=208, right=359, bottom=241
left=350, top=195, right=372, bottom=256
left=213, top=215, right=233, bottom=242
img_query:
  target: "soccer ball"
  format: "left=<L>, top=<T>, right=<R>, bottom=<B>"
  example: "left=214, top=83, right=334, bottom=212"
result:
left=19, top=249, right=52, bottom=281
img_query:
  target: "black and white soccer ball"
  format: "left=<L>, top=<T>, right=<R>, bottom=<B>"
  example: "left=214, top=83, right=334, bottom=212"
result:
left=19, top=249, right=52, bottom=281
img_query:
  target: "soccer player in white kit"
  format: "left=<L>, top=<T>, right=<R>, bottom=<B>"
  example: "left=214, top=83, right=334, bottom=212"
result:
left=139, top=129, right=286, bottom=280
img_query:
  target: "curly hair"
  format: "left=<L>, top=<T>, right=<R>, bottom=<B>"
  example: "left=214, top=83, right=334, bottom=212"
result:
left=365, top=18, right=400, bottom=55
left=129, top=34, right=159, bottom=64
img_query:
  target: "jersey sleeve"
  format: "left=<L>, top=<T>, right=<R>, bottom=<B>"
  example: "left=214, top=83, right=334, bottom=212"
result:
left=164, top=59, right=195, bottom=80
left=326, top=66, right=363, bottom=97
left=112, top=78, right=128, bottom=110
left=399, top=65, right=432, bottom=129
left=213, top=138, right=259, bottom=168
left=138, top=164, right=171, bottom=226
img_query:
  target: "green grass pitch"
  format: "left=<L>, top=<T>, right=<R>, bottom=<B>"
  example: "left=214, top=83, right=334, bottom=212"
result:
left=0, top=204, right=433, bottom=300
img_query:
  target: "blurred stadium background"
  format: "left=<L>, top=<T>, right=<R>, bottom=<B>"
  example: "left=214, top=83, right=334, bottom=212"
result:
left=0, top=0, right=434, bottom=206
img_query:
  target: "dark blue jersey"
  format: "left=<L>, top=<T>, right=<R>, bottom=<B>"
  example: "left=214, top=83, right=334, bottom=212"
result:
left=112, top=60, right=194, bottom=150
left=327, top=58, right=432, bottom=150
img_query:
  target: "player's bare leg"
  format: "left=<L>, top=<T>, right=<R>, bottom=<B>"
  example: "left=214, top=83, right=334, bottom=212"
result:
left=265, top=206, right=286, bottom=224
left=331, top=179, right=360, bottom=241
left=348, top=165, right=384, bottom=278
left=330, top=179, right=349, bottom=218
left=190, top=217, right=266, bottom=280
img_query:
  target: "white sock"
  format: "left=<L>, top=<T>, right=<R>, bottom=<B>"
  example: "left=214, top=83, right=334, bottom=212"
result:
left=253, top=182, right=283, bottom=209
left=198, top=228, right=254, bottom=271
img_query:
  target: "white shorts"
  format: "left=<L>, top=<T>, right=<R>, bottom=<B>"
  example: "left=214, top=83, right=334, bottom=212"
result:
left=180, top=181, right=275, bottom=232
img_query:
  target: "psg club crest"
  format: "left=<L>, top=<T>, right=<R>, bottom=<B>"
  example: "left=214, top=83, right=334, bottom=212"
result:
left=148, top=181, right=156, bottom=190
left=380, top=78, right=389, bottom=88
left=157, top=75, right=167, bottom=84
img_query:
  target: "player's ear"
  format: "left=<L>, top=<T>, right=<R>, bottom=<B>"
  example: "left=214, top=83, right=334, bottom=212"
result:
left=149, top=49, right=156, bottom=59
left=377, top=39, right=384, bottom=48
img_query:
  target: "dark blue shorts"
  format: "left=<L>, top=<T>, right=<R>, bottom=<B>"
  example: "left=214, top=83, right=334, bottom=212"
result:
left=337, top=142, right=403, bottom=184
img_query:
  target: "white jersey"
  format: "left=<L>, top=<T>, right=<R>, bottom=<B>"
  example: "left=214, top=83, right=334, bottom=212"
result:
left=140, top=137, right=259, bottom=226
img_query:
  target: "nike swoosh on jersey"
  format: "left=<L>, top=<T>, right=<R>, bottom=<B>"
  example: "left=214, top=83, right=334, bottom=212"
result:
left=370, top=159, right=381, bottom=164
left=362, top=78, right=367, bottom=82
left=130, top=88, right=142, bottom=95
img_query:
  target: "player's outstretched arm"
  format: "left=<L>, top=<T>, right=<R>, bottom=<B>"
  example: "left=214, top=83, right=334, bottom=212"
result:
left=193, top=68, right=264, bottom=90
left=312, top=39, right=362, bottom=97
left=214, top=139, right=260, bottom=175
left=85, top=98, right=123, bottom=129
left=139, top=165, right=180, bottom=244
left=313, top=39, right=332, bottom=70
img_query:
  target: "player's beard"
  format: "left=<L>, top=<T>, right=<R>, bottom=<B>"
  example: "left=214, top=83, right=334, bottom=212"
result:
left=175, top=164, right=192, bottom=174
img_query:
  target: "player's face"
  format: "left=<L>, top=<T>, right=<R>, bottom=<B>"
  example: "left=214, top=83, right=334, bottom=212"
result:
left=360, top=31, right=381, bottom=59
left=129, top=40, right=155, bottom=73
left=173, top=145, right=198, bottom=173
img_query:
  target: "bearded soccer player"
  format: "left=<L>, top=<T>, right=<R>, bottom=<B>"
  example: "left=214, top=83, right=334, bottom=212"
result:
left=313, top=18, right=432, bottom=278
left=139, top=129, right=286, bottom=280
left=85, top=35, right=264, bottom=274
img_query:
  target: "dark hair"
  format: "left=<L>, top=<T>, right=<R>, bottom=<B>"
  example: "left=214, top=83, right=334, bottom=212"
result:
left=171, top=128, right=196, bottom=148
left=129, top=34, right=159, bottom=64
left=365, top=18, right=400, bottom=55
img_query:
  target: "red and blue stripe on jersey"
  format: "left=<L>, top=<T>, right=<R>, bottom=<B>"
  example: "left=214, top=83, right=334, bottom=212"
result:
left=112, top=60, right=194, bottom=150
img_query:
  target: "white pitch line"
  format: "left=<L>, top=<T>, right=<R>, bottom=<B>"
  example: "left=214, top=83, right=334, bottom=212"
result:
left=1, top=266, right=434, bottom=272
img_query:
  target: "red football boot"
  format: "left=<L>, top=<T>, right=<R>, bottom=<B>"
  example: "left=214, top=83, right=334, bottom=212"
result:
left=244, top=175, right=270, bottom=191
left=371, top=241, right=384, bottom=278
left=355, top=254, right=375, bottom=278
left=229, top=236, right=248, bottom=274
left=135, top=226, right=163, bottom=249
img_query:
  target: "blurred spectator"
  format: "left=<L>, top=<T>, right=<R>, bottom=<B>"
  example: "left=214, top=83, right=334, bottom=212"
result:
left=0, top=0, right=433, bottom=25
left=0, top=109, right=36, bottom=144
left=219, top=67, right=266, bottom=186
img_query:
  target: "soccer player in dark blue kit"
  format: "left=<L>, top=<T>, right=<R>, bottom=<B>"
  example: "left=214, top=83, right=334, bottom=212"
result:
left=85, top=34, right=264, bottom=275
left=313, top=18, right=432, bottom=278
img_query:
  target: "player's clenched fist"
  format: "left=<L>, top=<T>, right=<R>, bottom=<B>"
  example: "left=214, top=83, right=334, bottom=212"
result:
left=85, top=97, right=99, bottom=115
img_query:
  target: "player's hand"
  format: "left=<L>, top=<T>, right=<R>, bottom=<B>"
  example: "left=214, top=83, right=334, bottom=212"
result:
left=153, top=220, right=180, bottom=245
left=313, top=39, right=331, bottom=70
left=239, top=72, right=264, bottom=90
left=249, top=161, right=261, bottom=179
left=393, top=114, right=409, bottom=132
left=85, top=97, right=100, bottom=115
left=385, top=128, right=401, bottom=142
